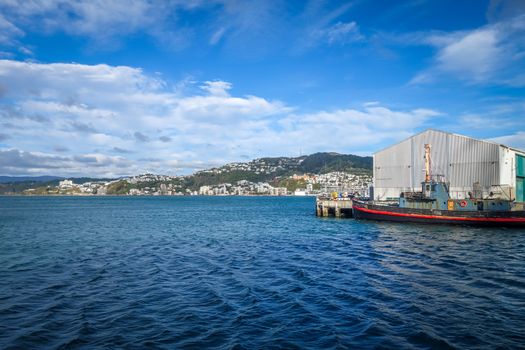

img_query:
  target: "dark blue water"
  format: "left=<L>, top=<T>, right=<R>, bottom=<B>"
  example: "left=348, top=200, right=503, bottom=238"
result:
left=1, top=196, right=524, bottom=349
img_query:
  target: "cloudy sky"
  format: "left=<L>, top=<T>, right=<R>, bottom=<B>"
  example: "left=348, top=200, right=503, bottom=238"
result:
left=0, top=0, right=524, bottom=176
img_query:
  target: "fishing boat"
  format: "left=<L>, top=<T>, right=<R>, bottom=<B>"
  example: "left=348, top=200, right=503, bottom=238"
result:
left=352, top=144, right=525, bottom=226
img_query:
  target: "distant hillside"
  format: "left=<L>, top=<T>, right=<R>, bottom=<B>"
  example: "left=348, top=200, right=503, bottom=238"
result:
left=0, top=177, right=116, bottom=195
left=297, top=152, right=372, bottom=174
left=0, top=153, right=372, bottom=193
left=186, top=152, right=372, bottom=189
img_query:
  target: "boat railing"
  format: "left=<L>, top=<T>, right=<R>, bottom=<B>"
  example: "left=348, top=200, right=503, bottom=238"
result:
left=449, top=186, right=513, bottom=201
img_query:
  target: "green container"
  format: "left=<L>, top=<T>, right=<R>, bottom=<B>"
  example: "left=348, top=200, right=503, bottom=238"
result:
left=517, top=155, right=525, bottom=202
left=517, top=155, right=525, bottom=177
left=517, top=177, right=525, bottom=203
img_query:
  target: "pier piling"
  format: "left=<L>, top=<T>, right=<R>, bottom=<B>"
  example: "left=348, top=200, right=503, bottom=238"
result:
left=316, top=198, right=353, bottom=218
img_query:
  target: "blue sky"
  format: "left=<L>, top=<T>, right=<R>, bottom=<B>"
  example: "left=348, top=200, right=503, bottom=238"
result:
left=0, top=0, right=524, bottom=176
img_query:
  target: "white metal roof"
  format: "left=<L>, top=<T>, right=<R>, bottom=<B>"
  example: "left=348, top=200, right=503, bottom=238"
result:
left=373, top=129, right=525, bottom=155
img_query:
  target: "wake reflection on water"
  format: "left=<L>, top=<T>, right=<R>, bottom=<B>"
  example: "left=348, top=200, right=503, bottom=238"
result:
left=0, top=196, right=524, bottom=349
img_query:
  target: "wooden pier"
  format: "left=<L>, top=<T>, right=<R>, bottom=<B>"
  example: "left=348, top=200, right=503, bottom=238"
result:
left=316, top=198, right=354, bottom=218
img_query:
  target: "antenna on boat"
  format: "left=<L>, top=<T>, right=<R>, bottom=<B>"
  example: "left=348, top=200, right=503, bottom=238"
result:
left=424, top=144, right=431, bottom=182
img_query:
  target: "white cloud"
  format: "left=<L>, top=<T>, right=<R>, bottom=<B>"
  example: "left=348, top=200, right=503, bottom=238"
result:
left=209, top=27, right=226, bottom=45
left=0, top=0, right=295, bottom=53
left=0, top=60, right=289, bottom=175
left=63, top=1, right=156, bottom=38
left=200, top=81, right=232, bottom=97
left=0, top=59, right=441, bottom=176
left=490, top=132, right=525, bottom=151
left=1, top=1, right=156, bottom=36
left=459, top=114, right=510, bottom=129
left=0, top=0, right=367, bottom=57
left=323, top=21, right=363, bottom=45
left=302, top=20, right=363, bottom=51
left=0, top=14, right=23, bottom=46
left=0, top=149, right=132, bottom=176
left=409, top=14, right=525, bottom=86
left=0, top=0, right=201, bottom=51
left=0, top=60, right=164, bottom=100
left=436, top=29, right=501, bottom=79
left=273, top=106, right=438, bottom=153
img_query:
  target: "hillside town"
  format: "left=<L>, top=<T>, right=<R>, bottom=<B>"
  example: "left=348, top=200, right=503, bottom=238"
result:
left=198, top=172, right=371, bottom=196
left=4, top=153, right=373, bottom=196
left=198, top=157, right=304, bottom=176
left=21, top=171, right=372, bottom=197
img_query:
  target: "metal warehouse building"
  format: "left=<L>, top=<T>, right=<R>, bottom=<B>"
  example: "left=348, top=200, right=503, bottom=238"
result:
left=373, top=129, right=525, bottom=202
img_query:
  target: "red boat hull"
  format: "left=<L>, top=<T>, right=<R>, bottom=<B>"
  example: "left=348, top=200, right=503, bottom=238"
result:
left=352, top=202, right=525, bottom=227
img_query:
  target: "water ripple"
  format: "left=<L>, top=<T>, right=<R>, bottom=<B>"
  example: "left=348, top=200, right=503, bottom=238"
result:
left=1, top=196, right=524, bottom=349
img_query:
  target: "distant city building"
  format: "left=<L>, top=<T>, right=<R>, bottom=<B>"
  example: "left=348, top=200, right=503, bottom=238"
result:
left=58, top=179, right=74, bottom=189
left=199, top=186, right=212, bottom=195
left=270, top=187, right=288, bottom=196
left=294, top=189, right=307, bottom=196
left=129, top=188, right=141, bottom=195
left=96, top=187, right=107, bottom=195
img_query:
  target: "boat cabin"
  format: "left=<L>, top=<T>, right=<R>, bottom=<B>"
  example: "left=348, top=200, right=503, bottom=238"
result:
left=400, top=180, right=511, bottom=212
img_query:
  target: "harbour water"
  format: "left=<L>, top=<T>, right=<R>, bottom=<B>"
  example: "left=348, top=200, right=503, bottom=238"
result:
left=1, top=196, right=524, bottom=349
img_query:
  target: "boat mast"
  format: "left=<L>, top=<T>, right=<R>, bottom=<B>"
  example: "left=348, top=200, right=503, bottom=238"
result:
left=424, top=144, right=431, bottom=182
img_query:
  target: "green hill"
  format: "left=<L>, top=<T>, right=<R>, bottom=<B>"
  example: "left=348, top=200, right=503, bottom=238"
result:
left=298, top=152, right=372, bottom=174
left=186, top=152, right=372, bottom=189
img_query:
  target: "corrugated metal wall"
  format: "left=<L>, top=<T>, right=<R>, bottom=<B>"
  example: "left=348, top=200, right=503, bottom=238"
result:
left=374, top=130, right=501, bottom=200
left=374, top=138, right=411, bottom=188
